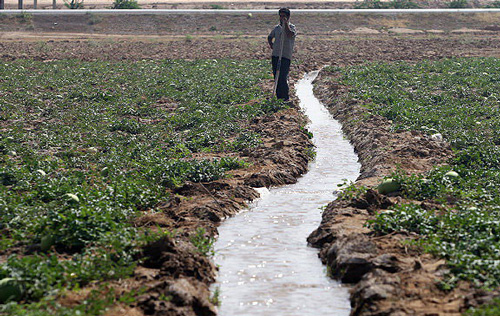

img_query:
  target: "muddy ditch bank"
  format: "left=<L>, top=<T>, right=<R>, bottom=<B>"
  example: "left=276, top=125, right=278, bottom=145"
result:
left=122, top=104, right=314, bottom=316
left=307, top=69, right=499, bottom=315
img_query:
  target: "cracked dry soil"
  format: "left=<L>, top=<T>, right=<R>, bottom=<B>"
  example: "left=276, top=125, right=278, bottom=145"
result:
left=3, top=11, right=500, bottom=316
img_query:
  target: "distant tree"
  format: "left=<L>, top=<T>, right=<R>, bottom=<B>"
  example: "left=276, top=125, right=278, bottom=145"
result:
left=112, top=0, right=140, bottom=9
left=484, top=0, right=500, bottom=7
left=447, top=0, right=469, bottom=7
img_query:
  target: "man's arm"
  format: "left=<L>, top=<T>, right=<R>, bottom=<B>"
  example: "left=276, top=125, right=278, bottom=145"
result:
left=267, top=34, right=274, bottom=49
left=268, top=28, right=275, bottom=49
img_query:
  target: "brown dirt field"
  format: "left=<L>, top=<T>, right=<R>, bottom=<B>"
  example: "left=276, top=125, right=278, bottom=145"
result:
left=3, top=0, right=496, bottom=10
left=2, top=11, right=500, bottom=316
left=3, top=0, right=355, bottom=10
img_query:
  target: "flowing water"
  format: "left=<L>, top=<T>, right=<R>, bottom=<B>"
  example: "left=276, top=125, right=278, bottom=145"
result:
left=212, top=70, right=360, bottom=315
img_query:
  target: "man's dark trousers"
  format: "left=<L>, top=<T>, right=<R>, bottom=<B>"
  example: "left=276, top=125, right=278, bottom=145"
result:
left=272, top=56, right=291, bottom=101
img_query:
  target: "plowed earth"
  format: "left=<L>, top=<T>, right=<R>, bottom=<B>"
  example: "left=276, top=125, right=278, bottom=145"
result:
left=2, top=11, right=500, bottom=316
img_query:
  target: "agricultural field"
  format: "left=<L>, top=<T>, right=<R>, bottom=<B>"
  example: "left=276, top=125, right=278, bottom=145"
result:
left=2, top=10, right=500, bottom=316
left=0, top=58, right=301, bottom=314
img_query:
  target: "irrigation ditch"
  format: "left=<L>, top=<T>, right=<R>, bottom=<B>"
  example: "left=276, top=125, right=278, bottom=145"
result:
left=212, top=70, right=359, bottom=315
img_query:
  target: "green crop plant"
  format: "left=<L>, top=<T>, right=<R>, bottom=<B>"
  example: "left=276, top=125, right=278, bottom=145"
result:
left=210, top=286, right=221, bottom=306
left=337, top=179, right=368, bottom=201
left=190, top=228, right=215, bottom=256
left=465, top=297, right=500, bottom=315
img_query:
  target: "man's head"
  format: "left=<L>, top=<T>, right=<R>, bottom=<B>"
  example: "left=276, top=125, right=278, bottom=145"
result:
left=278, top=8, right=290, bottom=19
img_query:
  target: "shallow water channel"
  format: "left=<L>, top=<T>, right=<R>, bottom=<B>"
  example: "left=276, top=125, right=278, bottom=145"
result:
left=212, top=71, right=361, bottom=315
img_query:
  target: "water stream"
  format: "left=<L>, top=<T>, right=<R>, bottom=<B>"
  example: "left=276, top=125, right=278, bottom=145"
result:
left=212, top=70, right=360, bottom=315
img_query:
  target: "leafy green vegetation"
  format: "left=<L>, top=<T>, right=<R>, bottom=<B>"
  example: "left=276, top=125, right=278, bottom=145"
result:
left=15, top=12, right=33, bottom=23
left=447, top=0, right=469, bottom=8
left=329, top=58, right=500, bottom=290
left=0, top=58, right=283, bottom=313
left=465, top=297, right=500, bottom=315
left=209, top=286, right=221, bottom=307
left=484, top=0, right=500, bottom=8
left=209, top=4, right=225, bottom=9
left=63, top=0, right=84, bottom=9
left=111, top=0, right=140, bottom=9
left=337, top=180, right=367, bottom=201
left=334, top=58, right=500, bottom=152
left=1, top=284, right=145, bottom=316
left=190, top=227, right=215, bottom=256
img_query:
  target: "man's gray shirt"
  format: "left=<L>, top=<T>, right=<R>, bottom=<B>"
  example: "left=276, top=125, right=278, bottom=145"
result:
left=268, top=23, right=296, bottom=60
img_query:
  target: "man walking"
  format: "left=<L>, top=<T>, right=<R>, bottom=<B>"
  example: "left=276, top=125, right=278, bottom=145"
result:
left=268, top=8, right=296, bottom=101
